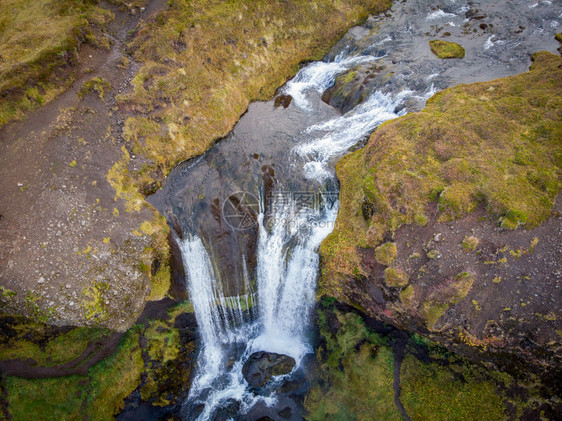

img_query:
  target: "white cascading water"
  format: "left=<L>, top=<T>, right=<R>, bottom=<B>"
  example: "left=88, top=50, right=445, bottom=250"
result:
left=179, top=36, right=433, bottom=420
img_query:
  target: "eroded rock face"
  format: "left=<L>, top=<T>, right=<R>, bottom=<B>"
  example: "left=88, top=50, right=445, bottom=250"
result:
left=242, top=351, right=296, bottom=388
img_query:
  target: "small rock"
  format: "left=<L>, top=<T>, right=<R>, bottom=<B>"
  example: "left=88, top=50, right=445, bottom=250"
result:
left=38, top=276, right=45, bottom=284
left=66, top=284, right=71, bottom=289
left=434, top=233, right=442, bottom=242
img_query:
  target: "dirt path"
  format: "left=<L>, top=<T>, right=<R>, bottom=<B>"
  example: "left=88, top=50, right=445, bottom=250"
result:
left=0, top=0, right=167, bottom=331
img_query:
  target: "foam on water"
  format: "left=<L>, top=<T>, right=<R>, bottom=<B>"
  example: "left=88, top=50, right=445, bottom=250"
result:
left=283, top=54, right=379, bottom=110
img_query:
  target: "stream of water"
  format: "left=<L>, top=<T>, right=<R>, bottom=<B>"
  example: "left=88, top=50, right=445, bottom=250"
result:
left=148, top=0, right=561, bottom=419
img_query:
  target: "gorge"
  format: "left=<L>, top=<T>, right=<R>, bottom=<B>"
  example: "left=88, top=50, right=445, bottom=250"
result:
left=0, top=0, right=561, bottom=420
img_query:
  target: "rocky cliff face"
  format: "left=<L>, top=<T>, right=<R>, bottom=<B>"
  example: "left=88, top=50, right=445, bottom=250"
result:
left=320, top=51, right=562, bottom=374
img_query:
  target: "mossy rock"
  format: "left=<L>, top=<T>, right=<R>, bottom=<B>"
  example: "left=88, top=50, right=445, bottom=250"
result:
left=375, top=242, right=398, bottom=266
left=384, top=267, right=409, bottom=287
left=429, top=40, right=465, bottom=59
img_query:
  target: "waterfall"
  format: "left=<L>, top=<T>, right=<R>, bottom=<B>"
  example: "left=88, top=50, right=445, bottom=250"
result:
left=179, top=19, right=435, bottom=420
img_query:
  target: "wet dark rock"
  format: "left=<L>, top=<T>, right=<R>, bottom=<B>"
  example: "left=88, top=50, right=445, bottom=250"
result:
left=242, top=351, right=296, bottom=388
left=274, top=94, right=293, bottom=108
left=278, top=407, right=292, bottom=419
left=212, top=398, right=240, bottom=421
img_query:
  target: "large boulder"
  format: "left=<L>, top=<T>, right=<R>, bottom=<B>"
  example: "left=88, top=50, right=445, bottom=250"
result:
left=242, top=351, right=296, bottom=388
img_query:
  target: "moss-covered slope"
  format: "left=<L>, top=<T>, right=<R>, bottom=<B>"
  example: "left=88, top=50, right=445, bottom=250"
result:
left=306, top=300, right=559, bottom=420
left=320, top=51, right=562, bottom=369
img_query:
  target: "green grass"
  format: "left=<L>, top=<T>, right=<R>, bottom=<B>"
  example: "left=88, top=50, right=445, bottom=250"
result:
left=429, top=40, right=465, bottom=59
left=4, top=327, right=143, bottom=421
left=86, top=328, right=143, bottom=420
left=5, top=376, right=86, bottom=421
left=400, top=354, right=505, bottom=420
left=0, top=326, right=110, bottom=366
left=2, top=301, right=198, bottom=418
left=0, top=0, right=114, bottom=126
left=320, top=51, right=562, bottom=298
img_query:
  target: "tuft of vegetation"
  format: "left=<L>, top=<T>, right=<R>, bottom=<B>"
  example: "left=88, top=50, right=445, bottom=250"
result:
left=462, top=235, right=479, bottom=251
left=320, top=52, right=562, bottom=297
left=400, top=285, right=415, bottom=308
left=0, top=0, right=114, bottom=126
left=429, top=40, right=465, bottom=59
left=384, top=267, right=409, bottom=287
left=78, top=77, right=111, bottom=100
left=375, top=242, right=398, bottom=265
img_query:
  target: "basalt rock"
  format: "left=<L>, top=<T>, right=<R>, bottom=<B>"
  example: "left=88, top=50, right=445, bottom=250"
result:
left=242, top=351, right=296, bottom=388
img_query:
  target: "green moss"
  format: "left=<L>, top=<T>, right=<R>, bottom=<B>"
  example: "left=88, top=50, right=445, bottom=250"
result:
left=135, top=214, right=172, bottom=301
left=384, top=267, right=409, bottom=287
left=82, top=282, right=110, bottom=321
left=144, top=320, right=180, bottom=363
left=426, top=249, right=440, bottom=259
left=86, top=328, right=143, bottom=420
left=0, top=323, right=110, bottom=366
left=555, top=33, right=562, bottom=43
left=400, top=354, right=505, bottom=420
left=78, top=77, right=111, bottom=100
left=106, top=147, right=145, bottom=213
left=462, top=235, right=479, bottom=251
left=400, top=285, right=415, bottom=308
left=429, top=40, right=465, bottom=59
left=6, top=376, right=86, bottom=421
left=306, top=305, right=401, bottom=420
left=375, top=242, right=398, bottom=266
left=321, top=52, right=562, bottom=296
